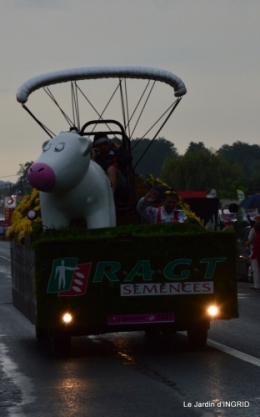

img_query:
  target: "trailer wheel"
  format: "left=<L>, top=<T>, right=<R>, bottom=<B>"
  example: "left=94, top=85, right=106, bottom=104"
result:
left=51, top=331, right=71, bottom=357
left=161, top=326, right=176, bottom=341
left=187, top=325, right=208, bottom=351
left=145, top=327, right=160, bottom=345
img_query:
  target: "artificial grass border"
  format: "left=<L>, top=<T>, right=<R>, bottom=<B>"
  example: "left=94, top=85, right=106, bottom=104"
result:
left=31, top=223, right=238, bottom=328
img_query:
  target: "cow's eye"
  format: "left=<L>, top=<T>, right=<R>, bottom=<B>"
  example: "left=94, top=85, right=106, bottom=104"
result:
left=43, top=142, right=52, bottom=152
left=55, top=143, right=65, bottom=152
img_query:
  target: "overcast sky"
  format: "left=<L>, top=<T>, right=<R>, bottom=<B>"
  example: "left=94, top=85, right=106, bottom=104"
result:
left=1, top=0, right=260, bottom=182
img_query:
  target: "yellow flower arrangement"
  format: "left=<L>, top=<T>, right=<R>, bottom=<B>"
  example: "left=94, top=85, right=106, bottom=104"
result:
left=6, top=188, right=42, bottom=244
left=145, top=174, right=172, bottom=189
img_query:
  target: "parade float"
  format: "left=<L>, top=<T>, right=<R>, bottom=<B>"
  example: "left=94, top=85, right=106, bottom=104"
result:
left=9, top=66, right=238, bottom=354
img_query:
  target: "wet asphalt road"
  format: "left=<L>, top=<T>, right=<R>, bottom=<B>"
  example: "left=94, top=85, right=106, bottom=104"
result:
left=1, top=240, right=260, bottom=417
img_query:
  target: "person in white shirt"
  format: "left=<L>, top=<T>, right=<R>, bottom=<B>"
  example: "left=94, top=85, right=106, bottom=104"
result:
left=246, top=218, right=256, bottom=255
left=245, top=215, right=260, bottom=289
left=136, top=189, right=187, bottom=224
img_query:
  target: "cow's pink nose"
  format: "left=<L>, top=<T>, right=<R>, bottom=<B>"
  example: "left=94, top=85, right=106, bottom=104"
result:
left=28, top=163, right=56, bottom=191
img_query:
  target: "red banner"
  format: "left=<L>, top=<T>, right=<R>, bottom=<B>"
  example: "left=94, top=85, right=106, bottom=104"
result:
left=4, top=208, right=15, bottom=227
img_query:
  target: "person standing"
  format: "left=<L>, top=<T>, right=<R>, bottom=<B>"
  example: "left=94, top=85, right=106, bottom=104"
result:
left=136, top=189, right=187, bottom=224
left=249, top=222, right=260, bottom=290
left=245, top=216, right=257, bottom=254
left=92, top=135, right=132, bottom=194
left=221, top=217, right=234, bottom=231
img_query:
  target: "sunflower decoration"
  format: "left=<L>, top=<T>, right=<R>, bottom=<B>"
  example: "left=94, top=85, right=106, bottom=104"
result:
left=145, top=174, right=169, bottom=188
left=6, top=188, right=42, bottom=244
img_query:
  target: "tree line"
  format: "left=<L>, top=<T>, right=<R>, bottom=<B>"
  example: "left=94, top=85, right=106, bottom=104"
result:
left=13, top=139, right=260, bottom=199
left=132, top=139, right=260, bottom=198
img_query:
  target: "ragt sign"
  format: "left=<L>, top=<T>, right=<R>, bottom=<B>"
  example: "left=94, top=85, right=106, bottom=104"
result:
left=46, top=257, right=226, bottom=297
left=92, top=257, right=227, bottom=282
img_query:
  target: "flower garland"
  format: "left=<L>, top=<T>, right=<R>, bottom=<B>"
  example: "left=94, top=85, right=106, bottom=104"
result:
left=6, top=188, right=42, bottom=244
left=145, top=174, right=170, bottom=189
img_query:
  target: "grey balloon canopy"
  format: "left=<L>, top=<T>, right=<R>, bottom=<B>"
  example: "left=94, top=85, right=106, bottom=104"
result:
left=16, top=66, right=187, bottom=104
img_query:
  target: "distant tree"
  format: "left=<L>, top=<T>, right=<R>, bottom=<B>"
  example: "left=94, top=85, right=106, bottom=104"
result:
left=247, top=160, right=260, bottom=184
left=0, top=181, right=15, bottom=197
left=245, top=175, right=260, bottom=196
left=16, top=161, right=34, bottom=195
left=161, top=149, right=245, bottom=198
left=131, top=137, right=178, bottom=178
left=217, top=141, right=260, bottom=180
left=185, top=141, right=210, bottom=154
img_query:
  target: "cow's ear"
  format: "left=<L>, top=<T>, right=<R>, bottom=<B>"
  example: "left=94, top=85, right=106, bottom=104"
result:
left=42, top=140, right=51, bottom=151
left=78, top=137, right=92, bottom=156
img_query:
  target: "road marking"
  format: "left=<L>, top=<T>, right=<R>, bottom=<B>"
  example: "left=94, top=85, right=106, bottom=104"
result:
left=0, top=255, right=10, bottom=262
left=238, top=294, right=260, bottom=298
left=207, top=339, right=260, bottom=367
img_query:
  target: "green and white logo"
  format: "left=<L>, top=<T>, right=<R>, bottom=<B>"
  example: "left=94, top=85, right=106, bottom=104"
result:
left=47, top=258, right=78, bottom=293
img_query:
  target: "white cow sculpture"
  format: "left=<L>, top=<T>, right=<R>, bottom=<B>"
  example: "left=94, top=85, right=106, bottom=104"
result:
left=28, top=130, right=116, bottom=229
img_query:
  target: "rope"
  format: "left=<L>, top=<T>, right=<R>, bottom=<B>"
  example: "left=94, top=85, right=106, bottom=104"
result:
left=133, top=98, right=181, bottom=169
left=44, top=87, right=74, bottom=126
left=119, top=79, right=127, bottom=131
left=22, top=105, right=55, bottom=138
left=130, top=81, right=156, bottom=139
left=124, top=78, right=131, bottom=139
left=71, top=82, right=80, bottom=129
left=131, top=99, right=179, bottom=150
left=125, top=80, right=151, bottom=131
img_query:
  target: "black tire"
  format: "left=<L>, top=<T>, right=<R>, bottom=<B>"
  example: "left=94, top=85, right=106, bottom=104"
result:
left=161, top=325, right=176, bottom=342
left=35, top=326, right=49, bottom=341
left=145, top=328, right=160, bottom=337
left=187, top=325, right=208, bottom=351
left=51, top=331, right=71, bottom=357
left=145, top=327, right=161, bottom=345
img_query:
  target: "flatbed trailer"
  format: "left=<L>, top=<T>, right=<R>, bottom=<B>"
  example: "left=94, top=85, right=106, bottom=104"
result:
left=11, top=223, right=238, bottom=355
